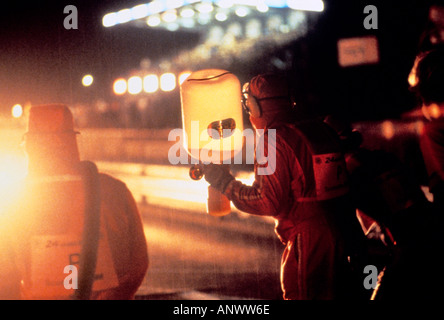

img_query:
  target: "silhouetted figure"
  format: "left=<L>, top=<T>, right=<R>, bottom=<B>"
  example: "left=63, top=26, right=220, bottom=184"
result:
left=0, top=104, right=148, bottom=299
left=204, top=73, right=366, bottom=300
left=325, top=115, right=443, bottom=300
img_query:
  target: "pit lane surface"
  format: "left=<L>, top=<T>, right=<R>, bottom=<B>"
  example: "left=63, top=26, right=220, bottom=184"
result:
left=96, top=161, right=284, bottom=300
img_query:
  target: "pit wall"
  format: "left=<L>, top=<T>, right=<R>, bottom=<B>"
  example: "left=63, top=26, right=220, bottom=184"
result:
left=0, top=120, right=426, bottom=183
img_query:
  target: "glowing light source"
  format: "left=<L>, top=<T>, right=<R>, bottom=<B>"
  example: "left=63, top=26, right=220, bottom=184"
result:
left=166, top=23, right=180, bottom=31
left=196, top=2, right=214, bottom=13
left=382, top=121, right=395, bottom=140
left=197, top=13, right=211, bottom=24
left=424, top=104, right=443, bottom=120
left=217, top=0, right=234, bottom=9
left=160, top=73, right=176, bottom=91
left=143, top=74, right=159, bottom=93
left=0, top=153, right=27, bottom=210
left=215, top=12, right=228, bottom=21
left=82, top=74, right=93, bottom=87
left=287, top=0, right=324, bottom=12
left=147, top=15, right=161, bottom=26
left=131, top=4, right=149, bottom=19
left=148, top=1, right=165, bottom=14
left=180, top=8, right=195, bottom=18
left=257, top=3, right=269, bottom=12
left=181, top=18, right=196, bottom=28
left=408, top=72, right=417, bottom=88
left=235, top=6, right=249, bottom=17
left=101, top=0, right=325, bottom=29
left=180, top=69, right=244, bottom=165
left=102, top=12, right=117, bottom=27
left=113, top=78, right=127, bottom=95
left=162, top=9, right=178, bottom=22
left=408, top=55, right=421, bottom=87
left=246, top=19, right=262, bottom=38
left=116, top=9, right=133, bottom=24
left=266, top=0, right=287, bottom=7
left=432, top=105, right=441, bottom=118
left=11, top=104, right=23, bottom=118
left=179, top=71, right=192, bottom=84
left=0, top=154, right=27, bottom=182
left=166, top=0, right=185, bottom=9
left=128, top=76, right=143, bottom=94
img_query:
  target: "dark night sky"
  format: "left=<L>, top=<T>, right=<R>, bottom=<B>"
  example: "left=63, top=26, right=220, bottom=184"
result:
left=0, top=0, right=200, bottom=111
left=0, top=0, right=437, bottom=120
left=292, top=0, right=432, bottom=120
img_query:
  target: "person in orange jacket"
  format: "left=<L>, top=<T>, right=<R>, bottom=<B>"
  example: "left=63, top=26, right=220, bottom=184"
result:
left=204, top=73, right=365, bottom=300
left=0, top=104, right=148, bottom=300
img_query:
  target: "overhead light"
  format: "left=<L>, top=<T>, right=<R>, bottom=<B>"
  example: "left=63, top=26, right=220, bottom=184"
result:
left=265, top=0, right=287, bottom=8
left=131, top=4, right=149, bottom=20
left=147, top=1, right=165, bottom=14
left=102, top=12, right=117, bottom=27
left=196, top=2, right=214, bottom=13
left=216, top=0, right=234, bottom=9
left=198, top=13, right=211, bottom=24
left=11, top=104, right=23, bottom=118
left=82, top=74, right=93, bottom=87
left=128, top=76, right=143, bottom=95
left=179, top=71, right=192, bottom=85
left=113, top=79, right=127, bottom=95
left=257, top=3, right=269, bottom=12
left=166, top=0, right=185, bottom=10
left=235, top=7, right=249, bottom=17
left=147, top=15, right=161, bottom=27
left=287, top=0, right=324, bottom=12
left=160, top=73, right=176, bottom=91
left=166, top=23, right=180, bottom=31
left=162, top=10, right=178, bottom=23
left=181, top=18, right=196, bottom=28
left=144, top=74, right=159, bottom=93
left=116, top=9, right=132, bottom=24
left=215, top=12, right=228, bottom=21
left=180, top=8, right=195, bottom=18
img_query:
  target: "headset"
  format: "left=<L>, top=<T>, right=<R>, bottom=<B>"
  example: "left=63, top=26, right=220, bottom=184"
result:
left=241, top=81, right=296, bottom=118
left=410, top=47, right=444, bottom=106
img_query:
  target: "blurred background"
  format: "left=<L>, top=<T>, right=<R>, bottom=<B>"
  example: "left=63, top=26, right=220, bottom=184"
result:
left=1, top=0, right=442, bottom=299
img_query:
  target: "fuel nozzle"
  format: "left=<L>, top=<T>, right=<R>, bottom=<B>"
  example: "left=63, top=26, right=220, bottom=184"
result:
left=189, top=164, right=205, bottom=180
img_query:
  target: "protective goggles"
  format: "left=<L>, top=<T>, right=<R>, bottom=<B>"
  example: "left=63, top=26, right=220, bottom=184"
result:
left=241, top=82, right=252, bottom=114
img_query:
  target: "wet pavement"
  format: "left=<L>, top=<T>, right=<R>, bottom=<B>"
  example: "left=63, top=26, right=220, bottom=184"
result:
left=134, top=203, right=284, bottom=300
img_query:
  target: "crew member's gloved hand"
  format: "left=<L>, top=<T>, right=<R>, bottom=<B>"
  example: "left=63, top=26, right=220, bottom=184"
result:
left=365, top=222, right=396, bottom=248
left=204, top=164, right=235, bottom=193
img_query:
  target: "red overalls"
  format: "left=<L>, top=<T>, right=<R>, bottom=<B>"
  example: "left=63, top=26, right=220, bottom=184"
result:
left=224, top=119, right=359, bottom=299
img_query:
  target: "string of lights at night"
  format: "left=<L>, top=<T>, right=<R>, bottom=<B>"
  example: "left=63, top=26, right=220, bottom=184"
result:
left=112, top=71, right=191, bottom=95
left=104, top=1, right=324, bottom=98
left=102, top=0, right=324, bottom=29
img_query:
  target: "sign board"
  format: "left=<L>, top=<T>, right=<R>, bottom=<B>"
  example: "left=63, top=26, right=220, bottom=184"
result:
left=337, top=36, right=379, bottom=67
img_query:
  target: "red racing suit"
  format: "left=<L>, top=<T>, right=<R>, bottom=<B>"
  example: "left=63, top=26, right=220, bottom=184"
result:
left=419, top=119, right=444, bottom=208
left=223, top=119, right=361, bottom=299
left=0, top=169, right=148, bottom=300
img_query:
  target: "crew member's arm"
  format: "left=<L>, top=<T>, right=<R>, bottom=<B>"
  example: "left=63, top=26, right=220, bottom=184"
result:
left=205, top=134, right=294, bottom=217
